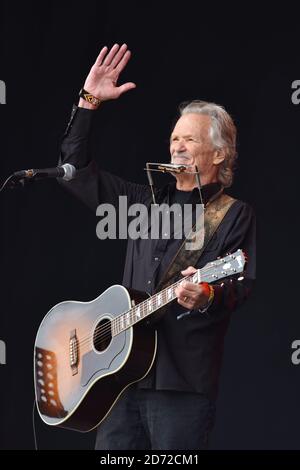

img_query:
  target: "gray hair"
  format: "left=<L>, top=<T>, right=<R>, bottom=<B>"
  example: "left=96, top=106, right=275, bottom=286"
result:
left=179, top=100, right=237, bottom=188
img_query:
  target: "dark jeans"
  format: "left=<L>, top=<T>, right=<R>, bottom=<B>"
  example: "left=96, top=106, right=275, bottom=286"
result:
left=95, top=385, right=216, bottom=450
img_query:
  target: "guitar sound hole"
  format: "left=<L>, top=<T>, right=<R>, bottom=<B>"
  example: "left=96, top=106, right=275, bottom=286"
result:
left=93, top=318, right=112, bottom=352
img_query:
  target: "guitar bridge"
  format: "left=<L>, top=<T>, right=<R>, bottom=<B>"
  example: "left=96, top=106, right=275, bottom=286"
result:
left=69, top=329, right=79, bottom=375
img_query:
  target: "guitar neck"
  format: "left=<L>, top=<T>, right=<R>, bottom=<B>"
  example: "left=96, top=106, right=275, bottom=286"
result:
left=111, top=249, right=246, bottom=336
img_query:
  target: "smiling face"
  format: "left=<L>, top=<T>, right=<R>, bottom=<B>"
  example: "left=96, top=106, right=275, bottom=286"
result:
left=170, top=113, right=225, bottom=187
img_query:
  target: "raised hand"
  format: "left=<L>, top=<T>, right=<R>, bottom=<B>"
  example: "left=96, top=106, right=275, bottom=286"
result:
left=80, top=43, right=136, bottom=108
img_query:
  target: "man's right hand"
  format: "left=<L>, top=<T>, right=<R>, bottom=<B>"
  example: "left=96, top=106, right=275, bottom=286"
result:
left=78, top=43, right=136, bottom=110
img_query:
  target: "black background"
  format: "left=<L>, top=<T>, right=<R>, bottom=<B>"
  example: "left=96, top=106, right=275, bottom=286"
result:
left=1, top=1, right=300, bottom=450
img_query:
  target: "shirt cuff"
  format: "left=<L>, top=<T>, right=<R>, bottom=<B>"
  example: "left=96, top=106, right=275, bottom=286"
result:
left=198, top=295, right=214, bottom=314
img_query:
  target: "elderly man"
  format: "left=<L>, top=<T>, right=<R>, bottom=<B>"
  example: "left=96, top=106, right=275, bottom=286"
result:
left=59, top=44, right=256, bottom=450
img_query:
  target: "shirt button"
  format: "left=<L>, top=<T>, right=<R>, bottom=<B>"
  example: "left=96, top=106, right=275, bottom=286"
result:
left=147, top=280, right=152, bottom=285
left=154, top=257, right=159, bottom=261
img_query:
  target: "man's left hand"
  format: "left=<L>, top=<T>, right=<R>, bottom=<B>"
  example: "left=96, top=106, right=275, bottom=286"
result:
left=175, top=266, right=210, bottom=310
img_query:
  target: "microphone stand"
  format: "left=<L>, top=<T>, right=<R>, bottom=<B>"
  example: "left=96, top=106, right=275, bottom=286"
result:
left=0, top=173, right=33, bottom=192
left=0, top=164, right=76, bottom=193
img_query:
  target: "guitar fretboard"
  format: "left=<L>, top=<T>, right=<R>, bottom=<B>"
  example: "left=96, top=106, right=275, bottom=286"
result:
left=111, top=272, right=200, bottom=336
left=111, top=249, right=245, bottom=337
left=112, top=269, right=200, bottom=336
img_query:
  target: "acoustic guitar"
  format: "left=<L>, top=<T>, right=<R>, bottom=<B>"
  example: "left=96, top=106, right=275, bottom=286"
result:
left=34, top=249, right=246, bottom=432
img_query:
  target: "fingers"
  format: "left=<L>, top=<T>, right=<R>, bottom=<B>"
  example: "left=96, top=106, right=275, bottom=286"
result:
left=179, top=280, right=201, bottom=294
left=177, top=297, right=193, bottom=308
left=102, top=43, right=121, bottom=66
left=114, top=49, right=132, bottom=74
left=175, top=281, right=206, bottom=310
left=95, top=43, right=123, bottom=67
left=175, top=285, right=195, bottom=309
left=176, top=283, right=199, bottom=300
left=94, top=43, right=133, bottom=76
left=175, top=280, right=203, bottom=302
left=181, top=266, right=197, bottom=276
left=95, top=46, right=108, bottom=66
left=117, top=82, right=136, bottom=96
left=110, top=43, right=128, bottom=68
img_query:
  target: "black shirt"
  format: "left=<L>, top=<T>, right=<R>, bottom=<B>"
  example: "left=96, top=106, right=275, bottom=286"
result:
left=58, top=105, right=256, bottom=399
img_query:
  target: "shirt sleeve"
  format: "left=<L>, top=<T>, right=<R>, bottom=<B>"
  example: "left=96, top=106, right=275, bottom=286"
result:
left=58, top=105, right=151, bottom=211
left=206, top=201, right=256, bottom=317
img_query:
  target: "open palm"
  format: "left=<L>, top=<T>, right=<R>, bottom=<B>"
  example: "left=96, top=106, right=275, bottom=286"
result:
left=83, top=44, right=136, bottom=101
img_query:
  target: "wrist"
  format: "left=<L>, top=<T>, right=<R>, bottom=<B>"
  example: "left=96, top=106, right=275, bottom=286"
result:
left=78, top=88, right=102, bottom=110
left=78, top=97, right=100, bottom=110
left=198, top=283, right=214, bottom=313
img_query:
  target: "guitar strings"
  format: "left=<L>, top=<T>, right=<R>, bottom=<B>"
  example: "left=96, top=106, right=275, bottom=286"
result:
left=76, top=262, right=238, bottom=351
left=77, top=264, right=237, bottom=351
left=77, top=267, right=214, bottom=350
left=37, top=258, right=240, bottom=359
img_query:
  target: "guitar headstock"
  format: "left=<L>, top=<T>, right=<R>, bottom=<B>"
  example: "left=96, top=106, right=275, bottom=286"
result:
left=201, top=249, right=247, bottom=283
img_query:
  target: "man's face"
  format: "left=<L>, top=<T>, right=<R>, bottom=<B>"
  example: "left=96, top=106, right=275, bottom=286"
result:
left=170, top=113, right=220, bottom=182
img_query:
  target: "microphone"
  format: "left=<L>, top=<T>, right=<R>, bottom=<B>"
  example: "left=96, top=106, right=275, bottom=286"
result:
left=13, top=163, right=76, bottom=182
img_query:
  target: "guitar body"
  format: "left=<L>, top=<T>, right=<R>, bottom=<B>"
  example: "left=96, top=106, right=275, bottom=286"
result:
left=34, top=285, right=156, bottom=432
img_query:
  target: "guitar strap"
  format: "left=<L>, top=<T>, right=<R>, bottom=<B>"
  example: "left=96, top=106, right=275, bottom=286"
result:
left=154, top=192, right=237, bottom=294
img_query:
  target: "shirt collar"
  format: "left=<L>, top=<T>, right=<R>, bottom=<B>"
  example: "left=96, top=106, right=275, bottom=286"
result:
left=166, top=180, right=223, bottom=206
